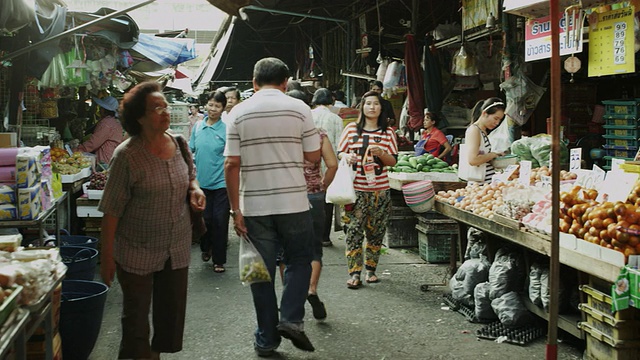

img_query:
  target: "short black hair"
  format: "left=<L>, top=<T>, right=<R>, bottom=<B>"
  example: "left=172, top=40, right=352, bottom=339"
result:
left=424, top=111, right=439, bottom=125
left=312, top=88, right=333, bottom=106
left=207, top=91, right=227, bottom=108
left=370, top=80, right=384, bottom=89
left=254, top=57, right=290, bottom=87
left=286, top=90, right=308, bottom=104
left=120, top=81, right=162, bottom=136
left=334, top=90, right=346, bottom=102
left=224, top=87, right=240, bottom=100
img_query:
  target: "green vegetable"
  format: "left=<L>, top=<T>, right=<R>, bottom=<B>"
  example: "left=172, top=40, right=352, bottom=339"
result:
left=426, top=158, right=438, bottom=166
left=417, top=157, right=429, bottom=165
left=416, top=164, right=423, bottom=172
left=396, top=160, right=412, bottom=167
left=408, top=157, right=419, bottom=168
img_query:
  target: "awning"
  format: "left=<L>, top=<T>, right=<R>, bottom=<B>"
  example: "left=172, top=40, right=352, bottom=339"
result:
left=192, top=15, right=236, bottom=94
left=130, top=33, right=196, bottom=71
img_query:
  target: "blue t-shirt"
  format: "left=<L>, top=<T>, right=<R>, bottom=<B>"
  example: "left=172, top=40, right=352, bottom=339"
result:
left=189, top=118, right=226, bottom=190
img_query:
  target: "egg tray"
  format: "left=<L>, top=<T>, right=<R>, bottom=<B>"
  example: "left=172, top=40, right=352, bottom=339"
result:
left=476, top=321, right=545, bottom=346
left=443, top=293, right=479, bottom=323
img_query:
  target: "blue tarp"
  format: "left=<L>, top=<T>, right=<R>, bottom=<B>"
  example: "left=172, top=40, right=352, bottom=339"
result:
left=132, top=33, right=196, bottom=68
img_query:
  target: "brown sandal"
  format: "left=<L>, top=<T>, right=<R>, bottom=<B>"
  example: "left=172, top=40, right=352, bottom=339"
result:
left=347, top=274, right=361, bottom=289
left=213, top=264, right=226, bottom=273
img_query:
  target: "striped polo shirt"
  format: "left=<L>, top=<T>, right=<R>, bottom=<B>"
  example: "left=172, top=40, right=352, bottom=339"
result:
left=224, top=89, right=320, bottom=216
left=337, top=122, right=398, bottom=192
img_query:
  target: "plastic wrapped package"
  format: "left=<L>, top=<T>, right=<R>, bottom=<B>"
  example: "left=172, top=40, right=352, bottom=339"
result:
left=491, top=291, right=532, bottom=327
left=488, top=247, right=525, bottom=300
left=499, top=70, right=547, bottom=126
left=510, top=134, right=568, bottom=168
left=475, top=282, right=498, bottom=321
left=488, top=116, right=513, bottom=154
left=465, top=227, right=488, bottom=260
left=451, top=45, right=478, bottom=77
left=510, top=138, right=537, bottom=167
left=449, top=257, right=491, bottom=307
left=528, top=262, right=545, bottom=307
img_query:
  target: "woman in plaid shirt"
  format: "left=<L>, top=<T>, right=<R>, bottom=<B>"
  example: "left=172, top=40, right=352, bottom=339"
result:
left=98, top=81, right=206, bottom=359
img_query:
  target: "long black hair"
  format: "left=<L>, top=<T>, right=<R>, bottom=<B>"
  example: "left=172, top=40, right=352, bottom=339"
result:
left=470, top=97, right=505, bottom=125
left=356, top=90, right=389, bottom=136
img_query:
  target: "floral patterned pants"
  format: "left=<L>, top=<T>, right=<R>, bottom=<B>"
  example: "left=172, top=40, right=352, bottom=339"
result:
left=342, top=189, right=391, bottom=275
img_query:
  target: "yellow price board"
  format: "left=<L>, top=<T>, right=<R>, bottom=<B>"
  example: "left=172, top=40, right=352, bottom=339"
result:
left=588, top=6, right=635, bottom=77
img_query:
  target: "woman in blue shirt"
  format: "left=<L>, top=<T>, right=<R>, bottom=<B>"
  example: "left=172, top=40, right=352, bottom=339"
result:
left=189, top=91, right=229, bottom=272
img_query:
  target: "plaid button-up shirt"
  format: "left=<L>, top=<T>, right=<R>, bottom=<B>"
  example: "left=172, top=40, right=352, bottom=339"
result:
left=98, top=136, right=194, bottom=275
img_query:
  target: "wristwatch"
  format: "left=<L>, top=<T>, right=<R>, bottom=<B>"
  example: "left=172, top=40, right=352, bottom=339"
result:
left=229, top=209, right=241, bottom=218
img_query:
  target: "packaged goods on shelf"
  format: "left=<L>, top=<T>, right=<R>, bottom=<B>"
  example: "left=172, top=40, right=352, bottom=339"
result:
left=0, top=204, right=17, bottom=220
left=0, top=184, right=16, bottom=205
left=0, top=234, right=21, bottom=252
left=18, top=184, right=41, bottom=220
left=16, top=152, right=40, bottom=189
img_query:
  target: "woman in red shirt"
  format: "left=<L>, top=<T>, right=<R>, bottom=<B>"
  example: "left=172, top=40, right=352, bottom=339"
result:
left=419, top=111, right=452, bottom=160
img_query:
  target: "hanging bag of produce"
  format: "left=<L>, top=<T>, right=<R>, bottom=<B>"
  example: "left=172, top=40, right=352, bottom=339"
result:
left=239, top=234, right=272, bottom=286
left=326, top=157, right=357, bottom=205
left=458, top=143, right=486, bottom=182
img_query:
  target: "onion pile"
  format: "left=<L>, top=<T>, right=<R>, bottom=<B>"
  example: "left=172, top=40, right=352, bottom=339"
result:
left=436, top=182, right=528, bottom=219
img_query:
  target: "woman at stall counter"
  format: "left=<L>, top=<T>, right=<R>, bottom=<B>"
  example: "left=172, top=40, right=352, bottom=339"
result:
left=464, top=97, right=506, bottom=183
left=76, top=96, right=124, bottom=165
left=190, top=91, right=230, bottom=273
left=337, top=90, right=398, bottom=289
left=99, top=81, right=206, bottom=360
left=419, top=111, right=452, bottom=160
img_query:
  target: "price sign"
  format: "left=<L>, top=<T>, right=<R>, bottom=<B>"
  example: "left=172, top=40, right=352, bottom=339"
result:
left=519, top=160, right=532, bottom=185
left=570, top=148, right=582, bottom=170
left=64, top=144, right=74, bottom=156
left=611, top=158, right=626, bottom=172
left=492, top=164, right=520, bottom=184
left=614, top=22, right=627, bottom=64
left=540, top=175, right=552, bottom=187
left=597, top=172, right=639, bottom=203
left=593, top=164, right=606, bottom=183
left=575, top=169, right=606, bottom=190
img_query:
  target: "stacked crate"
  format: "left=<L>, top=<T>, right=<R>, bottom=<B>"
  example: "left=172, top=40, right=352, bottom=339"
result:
left=415, top=212, right=458, bottom=263
left=579, top=285, right=640, bottom=360
left=602, top=100, right=640, bottom=170
left=384, top=190, right=418, bottom=248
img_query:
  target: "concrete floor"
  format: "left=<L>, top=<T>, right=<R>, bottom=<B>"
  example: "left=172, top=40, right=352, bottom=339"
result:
left=89, top=230, right=584, bottom=360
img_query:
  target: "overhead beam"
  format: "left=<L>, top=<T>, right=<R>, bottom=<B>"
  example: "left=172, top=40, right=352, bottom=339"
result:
left=242, top=5, right=348, bottom=23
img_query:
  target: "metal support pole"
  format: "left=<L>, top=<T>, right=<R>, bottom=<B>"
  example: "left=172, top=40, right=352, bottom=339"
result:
left=242, top=5, right=348, bottom=24
left=0, top=0, right=157, bottom=63
left=546, top=0, right=561, bottom=359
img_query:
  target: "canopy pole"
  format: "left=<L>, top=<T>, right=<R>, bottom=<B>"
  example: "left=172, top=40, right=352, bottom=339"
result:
left=0, top=0, right=156, bottom=63
left=546, top=0, right=561, bottom=358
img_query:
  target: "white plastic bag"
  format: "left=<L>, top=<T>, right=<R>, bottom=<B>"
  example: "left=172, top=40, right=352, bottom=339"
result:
left=488, top=116, right=512, bottom=154
left=458, top=143, right=486, bottom=182
left=325, top=157, right=357, bottom=205
left=239, top=234, right=271, bottom=286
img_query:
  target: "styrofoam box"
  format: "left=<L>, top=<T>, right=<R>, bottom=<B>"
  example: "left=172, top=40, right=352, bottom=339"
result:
left=82, top=183, right=103, bottom=200
left=559, top=232, right=577, bottom=250
left=76, top=206, right=103, bottom=218
left=577, top=240, right=602, bottom=260
left=600, top=247, right=626, bottom=267
left=60, top=167, right=91, bottom=183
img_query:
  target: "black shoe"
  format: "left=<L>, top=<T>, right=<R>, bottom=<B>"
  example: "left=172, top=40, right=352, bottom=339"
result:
left=307, top=294, right=327, bottom=320
left=276, top=324, right=315, bottom=352
left=321, top=240, right=332, bottom=247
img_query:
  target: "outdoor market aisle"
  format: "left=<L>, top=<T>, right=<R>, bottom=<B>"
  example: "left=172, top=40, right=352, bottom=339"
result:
left=90, top=230, right=583, bottom=360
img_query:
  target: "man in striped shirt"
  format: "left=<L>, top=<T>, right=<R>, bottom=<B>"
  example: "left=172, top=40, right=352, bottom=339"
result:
left=224, top=57, right=321, bottom=357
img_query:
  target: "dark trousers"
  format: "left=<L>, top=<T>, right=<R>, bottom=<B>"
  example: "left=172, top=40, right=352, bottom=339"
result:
left=323, top=202, right=334, bottom=242
left=199, top=188, right=230, bottom=265
left=116, top=259, right=188, bottom=359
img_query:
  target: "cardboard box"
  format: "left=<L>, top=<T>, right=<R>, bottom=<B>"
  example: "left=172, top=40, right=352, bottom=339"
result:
left=0, top=133, right=17, bottom=148
left=0, top=204, right=17, bottom=220
left=18, top=184, right=41, bottom=220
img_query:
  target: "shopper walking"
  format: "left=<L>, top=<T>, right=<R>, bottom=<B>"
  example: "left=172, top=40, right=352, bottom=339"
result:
left=99, top=81, right=206, bottom=359
left=311, top=88, right=343, bottom=247
left=190, top=90, right=229, bottom=272
left=187, top=104, right=204, bottom=139
left=222, top=87, right=241, bottom=124
left=224, top=57, right=321, bottom=357
left=338, top=90, right=398, bottom=289
left=464, top=97, right=505, bottom=183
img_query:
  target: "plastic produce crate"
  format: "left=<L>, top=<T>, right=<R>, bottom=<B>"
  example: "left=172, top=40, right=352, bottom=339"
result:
left=604, top=135, right=639, bottom=148
left=603, top=100, right=640, bottom=117
left=416, top=217, right=458, bottom=232
left=604, top=125, right=640, bottom=138
left=0, top=285, right=23, bottom=327
left=416, top=225, right=456, bottom=263
left=580, top=322, right=640, bottom=360
left=603, top=146, right=638, bottom=159
left=384, top=213, right=418, bottom=248
left=580, top=285, right=638, bottom=320
left=605, top=115, right=640, bottom=127
left=579, top=303, right=639, bottom=340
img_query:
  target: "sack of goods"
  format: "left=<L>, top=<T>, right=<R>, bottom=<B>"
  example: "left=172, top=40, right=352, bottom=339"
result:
left=402, top=180, right=435, bottom=213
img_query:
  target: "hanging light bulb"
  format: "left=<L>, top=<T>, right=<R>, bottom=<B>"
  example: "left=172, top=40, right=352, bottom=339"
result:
left=376, top=52, right=383, bottom=64
left=486, top=12, right=496, bottom=29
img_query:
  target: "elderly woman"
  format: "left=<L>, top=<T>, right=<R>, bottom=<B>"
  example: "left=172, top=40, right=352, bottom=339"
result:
left=99, top=81, right=206, bottom=359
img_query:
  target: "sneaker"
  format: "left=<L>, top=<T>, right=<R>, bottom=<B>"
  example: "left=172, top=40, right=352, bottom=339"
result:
left=321, top=240, right=333, bottom=247
left=307, top=294, right=327, bottom=320
left=276, top=324, right=315, bottom=352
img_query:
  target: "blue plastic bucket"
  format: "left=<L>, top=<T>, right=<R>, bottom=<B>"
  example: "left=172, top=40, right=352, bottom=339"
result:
left=60, top=246, right=98, bottom=281
left=60, top=280, right=108, bottom=360
left=44, top=229, right=100, bottom=249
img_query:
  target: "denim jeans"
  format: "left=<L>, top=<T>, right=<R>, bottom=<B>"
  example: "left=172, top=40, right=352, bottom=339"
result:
left=307, top=192, right=325, bottom=262
left=244, top=211, right=314, bottom=351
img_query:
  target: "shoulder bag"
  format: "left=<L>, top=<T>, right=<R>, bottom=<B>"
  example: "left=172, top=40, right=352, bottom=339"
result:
left=174, top=134, right=207, bottom=241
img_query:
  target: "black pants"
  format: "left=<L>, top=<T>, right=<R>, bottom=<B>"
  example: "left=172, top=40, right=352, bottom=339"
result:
left=323, top=202, right=334, bottom=242
left=199, top=188, right=230, bottom=265
left=116, top=259, right=188, bottom=358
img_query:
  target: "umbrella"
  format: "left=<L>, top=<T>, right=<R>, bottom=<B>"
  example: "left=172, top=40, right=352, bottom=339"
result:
left=404, top=34, right=426, bottom=131
left=423, top=34, right=444, bottom=123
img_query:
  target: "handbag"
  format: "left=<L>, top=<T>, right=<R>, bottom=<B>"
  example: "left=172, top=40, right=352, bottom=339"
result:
left=174, top=134, right=207, bottom=241
left=458, top=143, right=487, bottom=182
left=325, top=157, right=357, bottom=205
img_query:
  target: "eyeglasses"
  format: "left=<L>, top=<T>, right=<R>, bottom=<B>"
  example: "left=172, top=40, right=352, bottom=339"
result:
left=151, top=106, right=172, bottom=114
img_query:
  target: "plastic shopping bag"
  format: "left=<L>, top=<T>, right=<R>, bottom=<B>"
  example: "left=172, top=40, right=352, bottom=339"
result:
left=325, top=157, right=356, bottom=205
left=239, top=234, right=271, bottom=286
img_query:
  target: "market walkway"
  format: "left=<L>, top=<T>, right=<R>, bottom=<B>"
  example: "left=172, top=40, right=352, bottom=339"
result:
left=90, top=230, right=583, bottom=360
